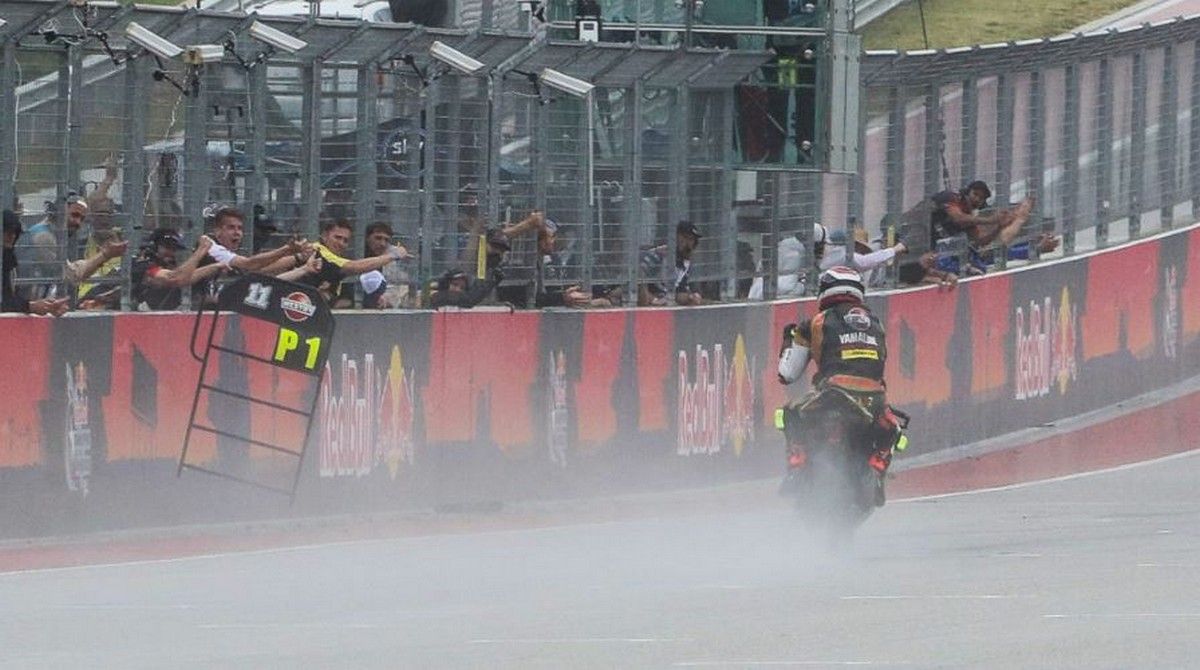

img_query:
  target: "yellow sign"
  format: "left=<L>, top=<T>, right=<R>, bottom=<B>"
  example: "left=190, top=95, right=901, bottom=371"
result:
left=274, top=326, right=324, bottom=370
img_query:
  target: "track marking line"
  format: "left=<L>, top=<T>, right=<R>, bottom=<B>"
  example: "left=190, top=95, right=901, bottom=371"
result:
left=1041, top=619, right=1200, bottom=624
left=674, top=662, right=909, bottom=667
left=198, top=623, right=383, bottom=630
left=841, top=594, right=1033, bottom=601
left=894, top=447, right=1200, bottom=503
left=54, top=604, right=194, bottom=610
left=469, top=637, right=692, bottom=644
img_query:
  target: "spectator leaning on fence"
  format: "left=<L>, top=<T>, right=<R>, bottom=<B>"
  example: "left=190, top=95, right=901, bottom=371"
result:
left=639, top=220, right=706, bottom=307
left=822, top=228, right=908, bottom=283
left=131, top=230, right=214, bottom=311
left=189, top=206, right=311, bottom=306
left=22, top=195, right=89, bottom=299
left=3, top=210, right=69, bottom=316
left=72, top=156, right=124, bottom=308
left=429, top=267, right=502, bottom=309
left=533, top=217, right=600, bottom=309
left=931, top=180, right=1059, bottom=272
left=359, top=222, right=416, bottom=309
left=279, top=220, right=412, bottom=308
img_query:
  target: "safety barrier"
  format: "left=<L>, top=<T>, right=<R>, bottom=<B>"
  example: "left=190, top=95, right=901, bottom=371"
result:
left=0, top=222, right=1198, bottom=539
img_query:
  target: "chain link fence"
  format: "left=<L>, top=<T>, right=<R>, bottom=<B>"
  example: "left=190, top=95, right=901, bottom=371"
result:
left=858, top=18, right=1200, bottom=278
left=3, top=1, right=1200, bottom=312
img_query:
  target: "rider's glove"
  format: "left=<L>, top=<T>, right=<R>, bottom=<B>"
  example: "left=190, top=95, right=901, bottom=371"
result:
left=782, top=323, right=798, bottom=346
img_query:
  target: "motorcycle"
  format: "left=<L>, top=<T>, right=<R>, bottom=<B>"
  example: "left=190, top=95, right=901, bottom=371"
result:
left=775, top=386, right=910, bottom=540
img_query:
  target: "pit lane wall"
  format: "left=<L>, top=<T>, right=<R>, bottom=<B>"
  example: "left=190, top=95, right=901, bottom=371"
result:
left=2, top=224, right=1199, bottom=539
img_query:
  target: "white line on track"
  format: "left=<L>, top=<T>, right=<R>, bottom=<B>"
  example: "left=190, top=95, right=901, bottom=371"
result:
left=841, top=594, right=1032, bottom=601
left=1041, top=619, right=1200, bottom=624
left=1, top=448, right=1196, bottom=578
left=674, top=662, right=910, bottom=667
left=470, top=637, right=691, bottom=644
left=198, top=623, right=384, bottom=630
left=892, top=448, right=1200, bottom=503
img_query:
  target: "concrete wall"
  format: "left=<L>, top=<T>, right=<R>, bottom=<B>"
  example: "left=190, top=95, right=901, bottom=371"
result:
left=2, top=223, right=1199, bottom=539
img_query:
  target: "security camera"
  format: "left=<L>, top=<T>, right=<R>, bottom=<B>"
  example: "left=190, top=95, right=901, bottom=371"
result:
left=429, top=40, right=485, bottom=76
left=249, top=20, right=307, bottom=54
left=125, top=22, right=183, bottom=60
left=183, top=44, right=225, bottom=65
left=539, top=68, right=594, bottom=98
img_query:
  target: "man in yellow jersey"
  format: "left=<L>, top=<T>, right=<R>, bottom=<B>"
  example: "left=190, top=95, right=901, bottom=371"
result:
left=295, top=219, right=411, bottom=307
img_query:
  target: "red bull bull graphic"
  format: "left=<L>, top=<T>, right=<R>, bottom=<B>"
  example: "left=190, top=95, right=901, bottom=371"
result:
left=547, top=351, right=570, bottom=468
left=1164, top=266, right=1180, bottom=360
left=1015, top=288, right=1079, bottom=400
left=64, top=361, right=92, bottom=495
left=318, top=346, right=416, bottom=479
left=677, top=335, right=758, bottom=457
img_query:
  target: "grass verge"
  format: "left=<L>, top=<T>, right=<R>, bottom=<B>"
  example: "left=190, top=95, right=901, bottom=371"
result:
left=861, top=0, right=1143, bottom=50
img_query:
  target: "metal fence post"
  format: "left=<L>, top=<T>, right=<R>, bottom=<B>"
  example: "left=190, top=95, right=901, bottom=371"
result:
left=667, top=85, right=687, bottom=290
left=924, top=83, right=942, bottom=197
left=580, top=94, right=595, bottom=292
left=766, top=171, right=781, bottom=300
left=301, top=60, right=323, bottom=238
left=994, top=73, right=1014, bottom=209
left=1191, top=40, right=1200, bottom=214
left=121, top=57, right=148, bottom=309
left=624, top=81, right=643, bottom=303
left=960, top=78, right=977, bottom=190
left=1028, top=69, right=1045, bottom=211
left=0, top=41, right=14, bottom=213
left=0, top=39, right=13, bottom=297
left=720, top=88, right=736, bottom=299
left=1129, top=50, right=1146, bottom=238
left=1095, top=57, right=1113, bottom=248
left=884, top=87, right=905, bottom=223
left=1061, top=62, right=1079, bottom=255
left=355, top=65, right=379, bottom=251
left=1158, top=42, right=1178, bottom=229
left=244, top=64, right=268, bottom=252
left=419, top=81, right=437, bottom=288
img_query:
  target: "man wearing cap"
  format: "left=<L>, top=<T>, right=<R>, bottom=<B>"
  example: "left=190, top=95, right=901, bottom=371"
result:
left=639, top=220, right=705, bottom=306
left=429, top=268, right=502, bottom=309
left=3, top=210, right=70, bottom=315
left=131, top=229, right=214, bottom=311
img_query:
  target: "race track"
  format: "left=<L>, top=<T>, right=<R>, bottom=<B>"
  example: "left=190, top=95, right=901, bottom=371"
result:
left=2, top=450, right=1198, bottom=669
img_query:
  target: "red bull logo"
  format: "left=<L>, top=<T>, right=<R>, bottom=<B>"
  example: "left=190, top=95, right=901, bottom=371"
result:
left=677, top=335, right=757, bottom=456
left=318, top=346, right=416, bottom=478
left=1015, top=287, right=1079, bottom=400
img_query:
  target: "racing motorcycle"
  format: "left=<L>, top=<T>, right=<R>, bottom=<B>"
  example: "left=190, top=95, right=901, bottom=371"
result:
left=775, top=386, right=909, bottom=539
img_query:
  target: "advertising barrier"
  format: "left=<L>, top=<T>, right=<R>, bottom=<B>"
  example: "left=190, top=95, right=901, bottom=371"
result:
left=1, top=225, right=1199, bottom=539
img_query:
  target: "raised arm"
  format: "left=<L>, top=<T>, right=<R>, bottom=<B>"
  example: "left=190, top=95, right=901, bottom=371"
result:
left=144, top=237, right=214, bottom=288
left=338, top=245, right=410, bottom=276
left=64, top=239, right=127, bottom=284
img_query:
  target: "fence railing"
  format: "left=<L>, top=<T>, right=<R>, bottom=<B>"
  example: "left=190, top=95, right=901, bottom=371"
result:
left=2, top=0, right=1199, bottom=312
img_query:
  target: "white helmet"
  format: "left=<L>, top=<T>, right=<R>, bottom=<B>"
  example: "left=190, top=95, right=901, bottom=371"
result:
left=817, top=265, right=865, bottom=305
